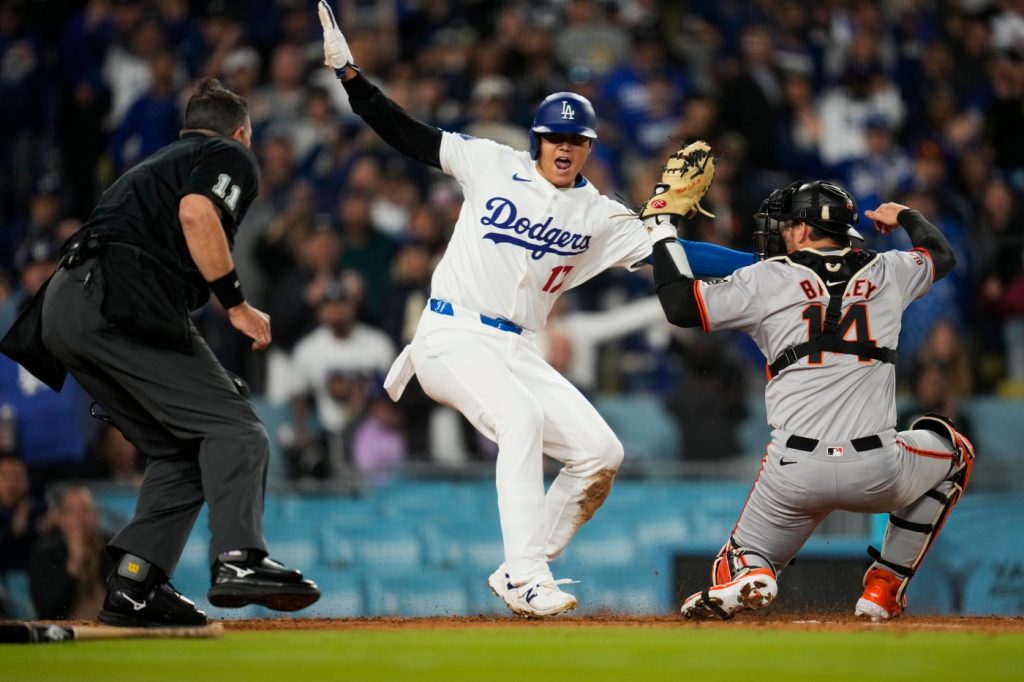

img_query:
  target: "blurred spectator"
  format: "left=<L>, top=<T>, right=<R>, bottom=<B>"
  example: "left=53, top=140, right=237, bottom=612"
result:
left=897, top=361, right=974, bottom=445
left=249, top=43, right=307, bottom=136
left=336, top=188, right=397, bottom=325
left=102, top=12, right=169, bottom=128
left=664, top=334, right=749, bottom=460
left=776, top=70, right=825, bottom=178
left=554, top=0, right=631, bottom=80
left=291, top=86, right=341, bottom=173
left=288, top=275, right=396, bottom=478
left=264, top=215, right=342, bottom=403
left=109, top=51, right=182, bottom=173
left=29, top=486, right=112, bottom=620
left=55, top=1, right=112, bottom=221
left=0, top=0, right=49, bottom=226
left=818, top=62, right=905, bottom=167
left=913, top=319, right=975, bottom=399
left=77, top=423, right=144, bottom=489
left=840, top=115, right=913, bottom=240
left=718, top=24, right=785, bottom=170
left=0, top=190, right=62, bottom=279
left=984, top=48, right=1024, bottom=174
left=464, top=76, right=530, bottom=151
left=0, top=237, right=89, bottom=495
left=537, top=294, right=668, bottom=395
left=176, top=0, right=244, bottom=79
left=977, top=177, right=1024, bottom=385
left=0, top=456, right=46, bottom=574
left=351, top=386, right=407, bottom=484
left=600, top=25, right=690, bottom=162
left=221, top=46, right=261, bottom=100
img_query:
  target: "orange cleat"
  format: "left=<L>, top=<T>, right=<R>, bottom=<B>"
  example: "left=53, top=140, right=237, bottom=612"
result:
left=855, top=568, right=906, bottom=621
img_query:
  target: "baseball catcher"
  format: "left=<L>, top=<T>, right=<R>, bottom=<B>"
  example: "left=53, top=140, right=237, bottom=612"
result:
left=647, top=177, right=974, bottom=621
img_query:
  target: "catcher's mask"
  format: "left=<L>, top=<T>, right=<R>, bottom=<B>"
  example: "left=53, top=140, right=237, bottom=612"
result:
left=529, top=92, right=597, bottom=160
left=753, top=180, right=864, bottom=260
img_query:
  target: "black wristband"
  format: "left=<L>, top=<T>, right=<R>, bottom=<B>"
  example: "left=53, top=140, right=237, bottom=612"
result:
left=209, top=269, right=245, bottom=309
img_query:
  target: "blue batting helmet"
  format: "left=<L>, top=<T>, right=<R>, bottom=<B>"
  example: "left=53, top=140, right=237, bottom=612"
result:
left=529, top=92, right=598, bottom=159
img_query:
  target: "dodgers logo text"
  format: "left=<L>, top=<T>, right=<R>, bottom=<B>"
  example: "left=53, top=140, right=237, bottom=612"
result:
left=480, top=197, right=591, bottom=260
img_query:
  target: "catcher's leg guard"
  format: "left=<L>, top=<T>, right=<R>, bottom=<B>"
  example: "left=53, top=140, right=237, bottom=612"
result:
left=711, top=538, right=777, bottom=585
left=858, top=413, right=975, bottom=620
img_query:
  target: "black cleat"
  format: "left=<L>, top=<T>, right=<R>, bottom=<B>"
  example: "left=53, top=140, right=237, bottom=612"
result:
left=208, top=556, right=320, bottom=611
left=98, top=575, right=208, bottom=627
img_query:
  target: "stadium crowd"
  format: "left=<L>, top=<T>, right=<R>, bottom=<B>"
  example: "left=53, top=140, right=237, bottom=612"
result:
left=1, top=0, right=1022, bottom=499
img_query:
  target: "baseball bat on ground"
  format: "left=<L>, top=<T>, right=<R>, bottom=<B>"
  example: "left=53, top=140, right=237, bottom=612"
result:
left=0, top=621, right=224, bottom=643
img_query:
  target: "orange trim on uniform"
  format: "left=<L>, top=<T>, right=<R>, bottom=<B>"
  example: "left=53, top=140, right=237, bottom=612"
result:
left=693, top=280, right=710, bottom=333
left=897, top=438, right=953, bottom=460
left=911, top=246, right=936, bottom=282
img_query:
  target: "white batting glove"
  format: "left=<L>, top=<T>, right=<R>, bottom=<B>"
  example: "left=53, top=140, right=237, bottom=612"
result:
left=318, top=0, right=357, bottom=78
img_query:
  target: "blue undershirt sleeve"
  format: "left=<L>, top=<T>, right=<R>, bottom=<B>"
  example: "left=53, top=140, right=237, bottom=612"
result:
left=642, top=239, right=756, bottom=278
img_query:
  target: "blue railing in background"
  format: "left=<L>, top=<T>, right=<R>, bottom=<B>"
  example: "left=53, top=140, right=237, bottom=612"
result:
left=64, top=481, right=1020, bottom=618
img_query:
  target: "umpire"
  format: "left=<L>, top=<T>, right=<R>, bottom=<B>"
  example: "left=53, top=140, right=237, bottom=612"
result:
left=2, top=78, right=319, bottom=627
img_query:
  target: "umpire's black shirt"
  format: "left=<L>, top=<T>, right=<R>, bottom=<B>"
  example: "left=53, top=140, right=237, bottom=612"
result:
left=82, top=132, right=259, bottom=310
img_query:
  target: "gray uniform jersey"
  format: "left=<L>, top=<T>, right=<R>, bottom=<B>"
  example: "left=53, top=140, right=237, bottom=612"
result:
left=695, top=247, right=933, bottom=439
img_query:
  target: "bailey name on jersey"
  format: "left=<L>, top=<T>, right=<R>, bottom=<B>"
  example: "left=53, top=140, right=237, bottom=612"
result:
left=797, top=277, right=880, bottom=299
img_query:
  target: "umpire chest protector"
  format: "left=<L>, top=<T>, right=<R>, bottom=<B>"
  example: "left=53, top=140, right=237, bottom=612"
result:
left=768, top=248, right=897, bottom=376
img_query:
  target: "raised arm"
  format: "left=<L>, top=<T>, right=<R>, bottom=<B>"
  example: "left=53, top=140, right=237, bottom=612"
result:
left=864, top=202, right=956, bottom=281
left=319, top=1, right=442, bottom=169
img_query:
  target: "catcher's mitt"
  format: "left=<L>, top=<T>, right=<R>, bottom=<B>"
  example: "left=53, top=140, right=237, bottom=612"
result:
left=639, top=140, right=716, bottom=220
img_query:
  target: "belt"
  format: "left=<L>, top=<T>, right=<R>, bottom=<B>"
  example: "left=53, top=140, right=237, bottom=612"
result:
left=786, top=434, right=883, bottom=452
left=428, top=298, right=523, bottom=335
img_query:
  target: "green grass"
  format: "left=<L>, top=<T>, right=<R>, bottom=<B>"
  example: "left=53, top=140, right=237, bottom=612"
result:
left=4, top=627, right=1023, bottom=681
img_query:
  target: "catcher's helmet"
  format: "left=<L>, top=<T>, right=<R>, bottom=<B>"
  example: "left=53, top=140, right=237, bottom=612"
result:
left=529, top=92, right=597, bottom=159
left=753, top=180, right=863, bottom=259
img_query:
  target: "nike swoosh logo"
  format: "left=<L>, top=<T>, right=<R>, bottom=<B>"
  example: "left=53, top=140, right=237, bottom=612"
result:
left=779, top=458, right=797, bottom=466
left=123, top=595, right=147, bottom=611
left=825, top=280, right=847, bottom=286
left=225, top=564, right=256, bottom=578
left=512, top=173, right=531, bottom=182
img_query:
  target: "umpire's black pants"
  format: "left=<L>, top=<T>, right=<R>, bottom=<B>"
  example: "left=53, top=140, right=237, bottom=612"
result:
left=41, top=260, right=268, bottom=575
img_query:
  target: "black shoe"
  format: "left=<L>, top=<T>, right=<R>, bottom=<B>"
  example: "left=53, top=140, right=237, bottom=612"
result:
left=98, top=575, right=208, bottom=627
left=208, top=556, right=320, bottom=611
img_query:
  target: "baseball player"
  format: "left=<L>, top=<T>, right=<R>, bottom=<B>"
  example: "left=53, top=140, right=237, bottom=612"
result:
left=646, top=178, right=975, bottom=620
left=319, top=2, right=733, bottom=616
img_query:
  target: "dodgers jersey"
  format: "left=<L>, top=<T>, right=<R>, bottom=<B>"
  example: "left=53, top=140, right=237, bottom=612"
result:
left=694, top=248, right=934, bottom=439
left=432, top=132, right=652, bottom=332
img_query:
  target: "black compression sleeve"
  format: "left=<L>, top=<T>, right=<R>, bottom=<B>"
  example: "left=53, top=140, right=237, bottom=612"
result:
left=897, top=208, right=956, bottom=280
left=652, top=238, right=703, bottom=328
left=343, top=73, right=443, bottom=169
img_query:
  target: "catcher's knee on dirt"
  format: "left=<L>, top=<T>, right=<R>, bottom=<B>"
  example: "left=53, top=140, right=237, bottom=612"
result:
left=868, top=412, right=976, bottom=603
left=711, top=538, right=778, bottom=585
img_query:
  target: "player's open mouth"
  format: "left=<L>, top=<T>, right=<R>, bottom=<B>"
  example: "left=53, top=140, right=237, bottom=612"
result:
left=555, top=157, right=571, bottom=170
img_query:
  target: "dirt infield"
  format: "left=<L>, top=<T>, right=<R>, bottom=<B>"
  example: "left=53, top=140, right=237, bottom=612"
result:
left=222, top=613, right=1024, bottom=633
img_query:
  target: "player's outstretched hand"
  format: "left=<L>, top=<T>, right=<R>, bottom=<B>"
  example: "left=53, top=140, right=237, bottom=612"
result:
left=864, top=202, right=910, bottom=236
left=228, top=302, right=272, bottom=352
left=318, top=1, right=356, bottom=79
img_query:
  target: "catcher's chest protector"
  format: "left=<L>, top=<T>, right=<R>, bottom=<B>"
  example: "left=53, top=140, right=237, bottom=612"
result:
left=767, top=249, right=898, bottom=376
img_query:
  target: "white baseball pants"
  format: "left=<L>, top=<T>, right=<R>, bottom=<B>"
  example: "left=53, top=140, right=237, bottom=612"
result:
left=409, top=307, right=623, bottom=584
